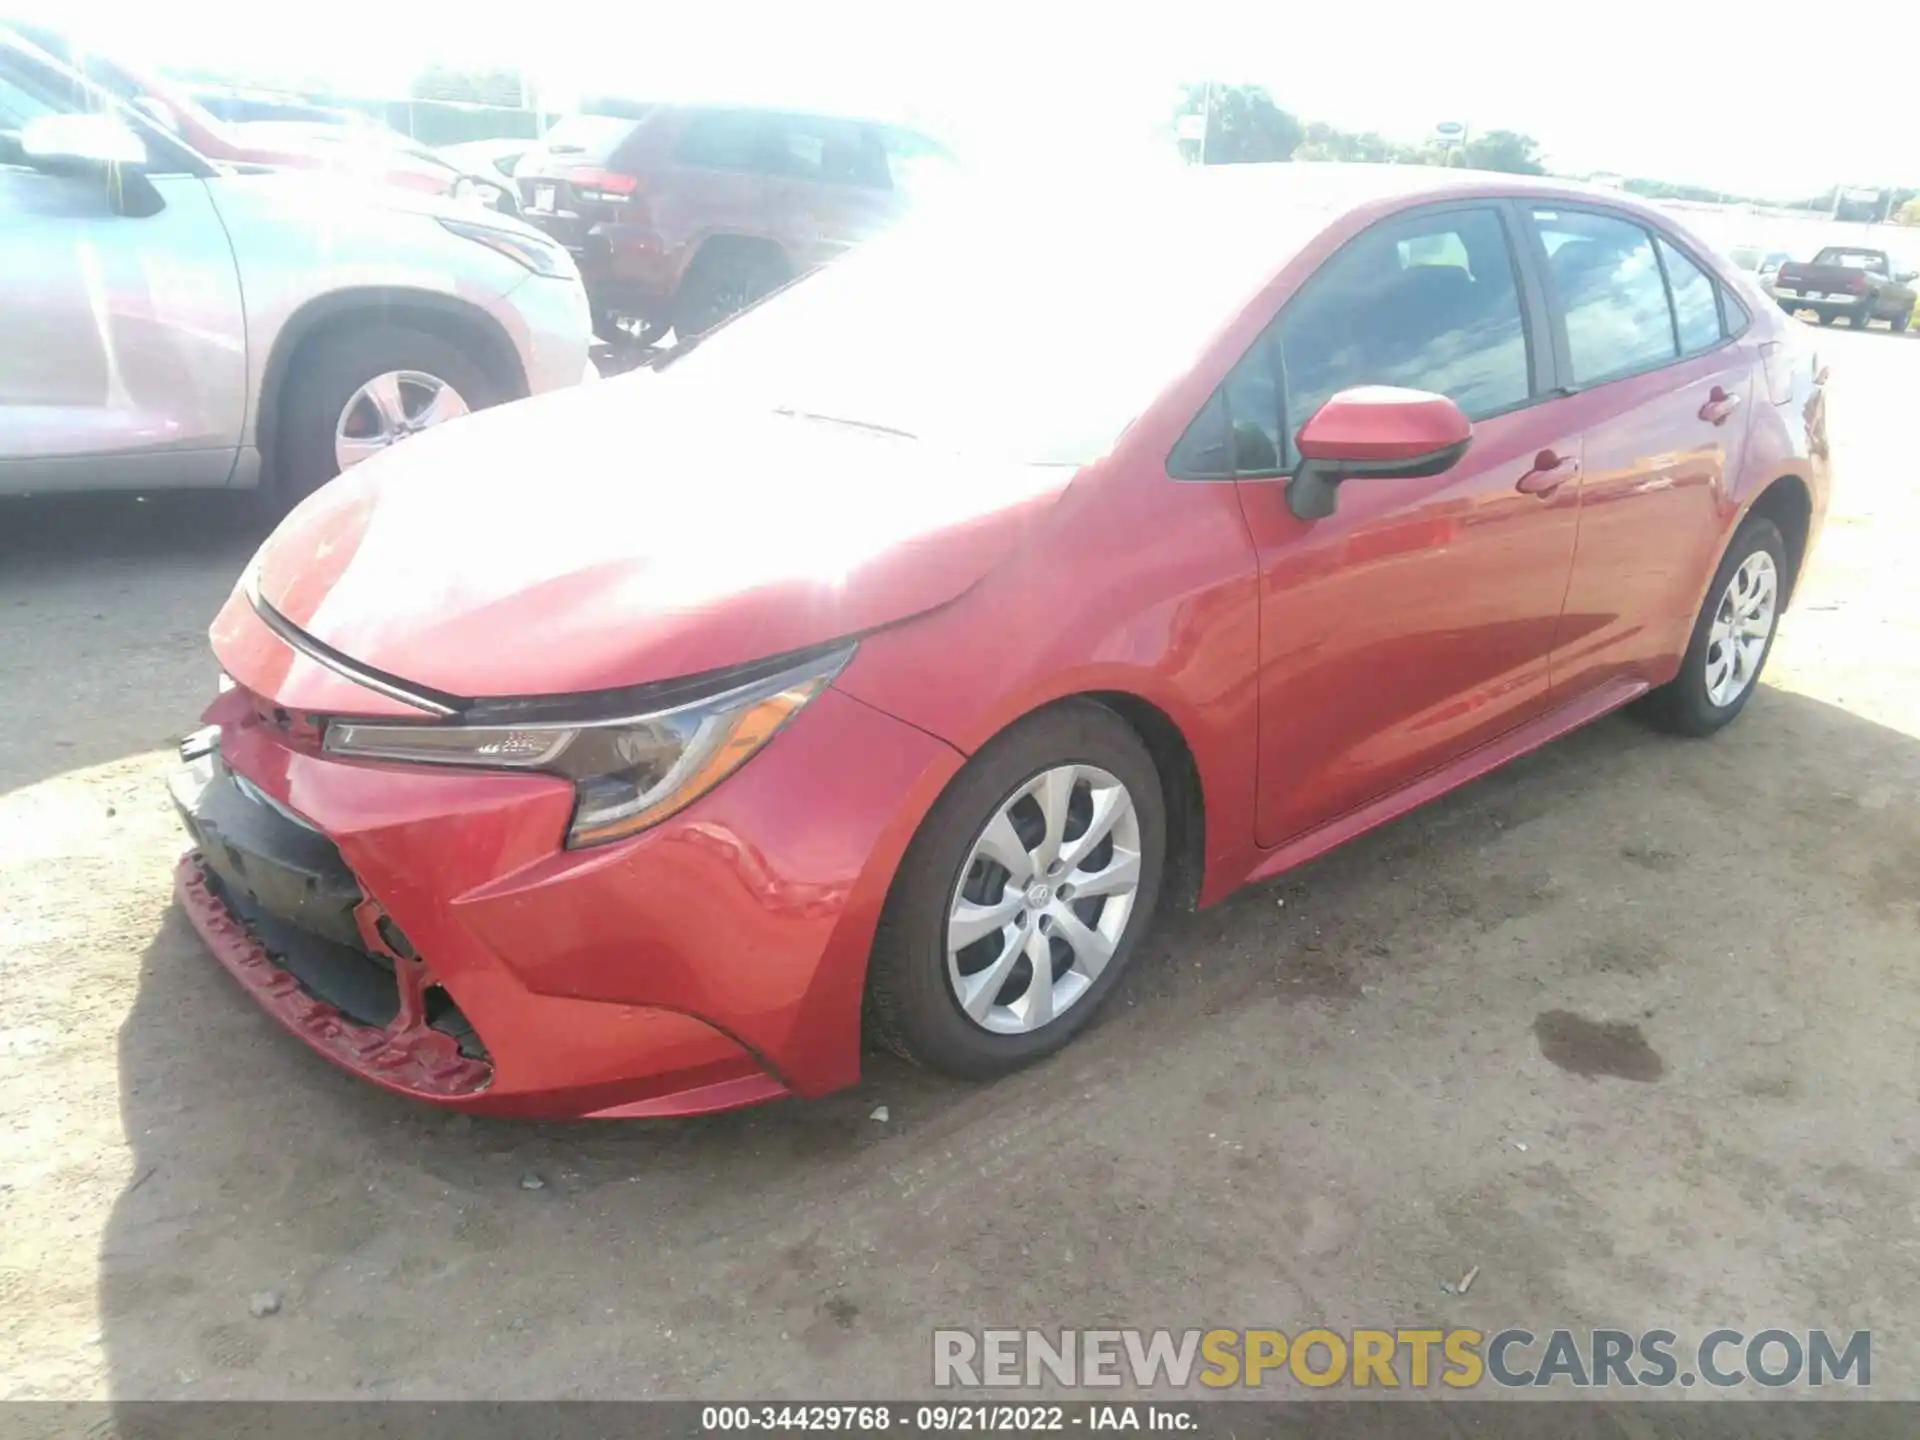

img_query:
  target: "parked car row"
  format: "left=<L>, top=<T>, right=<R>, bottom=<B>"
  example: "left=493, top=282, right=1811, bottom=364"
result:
left=510, top=103, right=959, bottom=344
left=1, top=24, right=970, bottom=504
left=0, top=29, right=594, bottom=504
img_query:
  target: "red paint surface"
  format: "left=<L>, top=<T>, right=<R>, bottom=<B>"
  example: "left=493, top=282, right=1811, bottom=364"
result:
left=197, top=174, right=1829, bottom=1114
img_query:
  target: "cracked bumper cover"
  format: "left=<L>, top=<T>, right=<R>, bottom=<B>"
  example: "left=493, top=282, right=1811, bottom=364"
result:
left=164, top=657, right=965, bottom=1118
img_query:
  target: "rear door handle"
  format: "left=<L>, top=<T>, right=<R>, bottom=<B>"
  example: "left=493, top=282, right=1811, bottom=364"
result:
left=1517, top=451, right=1579, bottom=496
left=1700, top=386, right=1742, bottom=425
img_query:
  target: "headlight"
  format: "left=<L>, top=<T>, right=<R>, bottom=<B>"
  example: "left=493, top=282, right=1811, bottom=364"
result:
left=322, top=646, right=852, bottom=847
left=438, top=217, right=575, bottom=279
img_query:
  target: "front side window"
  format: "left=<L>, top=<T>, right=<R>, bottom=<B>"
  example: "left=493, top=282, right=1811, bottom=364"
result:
left=1656, top=236, right=1723, bottom=355
left=1533, top=209, right=1676, bottom=385
left=1277, top=206, right=1532, bottom=461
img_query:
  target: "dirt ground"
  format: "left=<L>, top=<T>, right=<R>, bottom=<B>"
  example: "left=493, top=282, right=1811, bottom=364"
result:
left=2, top=326, right=1917, bottom=1401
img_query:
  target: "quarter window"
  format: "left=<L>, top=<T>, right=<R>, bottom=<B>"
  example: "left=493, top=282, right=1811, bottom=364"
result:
left=1533, top=209, right=1676, bottom=384
left=1656, top=237, right=1723, bottom=355
left=1277, top=206, right=1532, bottom=460
left=772, top=115, right=888, bottom=188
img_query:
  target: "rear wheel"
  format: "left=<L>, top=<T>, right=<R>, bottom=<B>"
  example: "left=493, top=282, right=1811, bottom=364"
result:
left=866, top=701, right=1166, bottom=1079
left=1852, top=307, right=1875, bottom=329
left=1638, top=516, right=1786, bottom=737
left=273, top=324, right=497, bottom=508
left=672, top=243, right=787, bottom=338
left=1892, top=305, right=1912, bottom=334
left=1812, top=309, right=1837, bottom=326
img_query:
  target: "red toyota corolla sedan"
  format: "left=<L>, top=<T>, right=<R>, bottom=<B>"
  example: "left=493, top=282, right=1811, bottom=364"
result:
left=171, top=164, right=1829, bottom=1118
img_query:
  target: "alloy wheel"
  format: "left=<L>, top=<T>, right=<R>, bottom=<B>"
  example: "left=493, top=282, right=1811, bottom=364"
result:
left=334, top=370, right=470, bottom=472
left=1705, top=550, right=1778, bottom=707
left=946, top=764, right=1142, bottom=1035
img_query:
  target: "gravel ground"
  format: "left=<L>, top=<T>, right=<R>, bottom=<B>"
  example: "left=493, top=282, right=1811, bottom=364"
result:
left=1, top=325, right=1916, bottom=1401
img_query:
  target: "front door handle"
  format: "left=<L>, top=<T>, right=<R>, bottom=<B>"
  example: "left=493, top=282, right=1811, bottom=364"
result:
left=1700, top=386, right=1742, bottom=425
left=1517, top=450, right=1579, bottom=496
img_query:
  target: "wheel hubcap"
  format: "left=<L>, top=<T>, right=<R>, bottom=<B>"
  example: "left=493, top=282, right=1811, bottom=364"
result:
left=1705, top=550, right=1778, bottom=707
left=334, top=370, right=470, bottom=472
left=946, top=764, right=1142, bottom=1036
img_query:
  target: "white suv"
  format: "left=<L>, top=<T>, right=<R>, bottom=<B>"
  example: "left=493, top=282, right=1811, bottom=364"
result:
left=0, top=33, right=593, bottom=506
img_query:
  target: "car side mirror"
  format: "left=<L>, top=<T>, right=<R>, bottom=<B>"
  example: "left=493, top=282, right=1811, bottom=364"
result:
left=1897, top=270, right=1918, bottom=284
left=21, top=113, right=148, bottom=171
left=1286, top=386, right=1473, bottom=522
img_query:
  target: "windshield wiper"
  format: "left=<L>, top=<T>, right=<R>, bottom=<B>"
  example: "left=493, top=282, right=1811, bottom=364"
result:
left=771, top=407, right=918, bottom=440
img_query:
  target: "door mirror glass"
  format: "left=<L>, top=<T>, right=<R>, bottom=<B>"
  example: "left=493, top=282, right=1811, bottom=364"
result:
left=1287, top=386, right=1472, bottom=521
left=1897, top=270, right=1918, bottom=284
left=21, top=112, right=148, bottom=169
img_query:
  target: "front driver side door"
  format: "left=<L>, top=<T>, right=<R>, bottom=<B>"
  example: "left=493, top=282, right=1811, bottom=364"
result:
left=0, top=46, right=245, bottom=493
left=1194, top=202, right=1587, bottom=849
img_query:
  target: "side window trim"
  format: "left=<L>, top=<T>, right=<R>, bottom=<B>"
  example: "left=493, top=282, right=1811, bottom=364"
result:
left=1649, top=232, right=1687, bottom=359
left=1520, top=202, right=1745, bottom=394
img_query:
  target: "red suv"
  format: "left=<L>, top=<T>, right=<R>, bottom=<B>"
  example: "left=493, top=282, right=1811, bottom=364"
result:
left=515, top=103, right=956, bottom=343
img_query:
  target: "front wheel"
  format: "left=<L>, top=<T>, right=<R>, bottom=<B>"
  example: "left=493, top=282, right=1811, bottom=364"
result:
left=273, top=324, right=497, bottom=508
left=865, top=701, right=1166, bottom=1079
left=1638, top=516, right=1787, bottom=737
left=1892, top=305, right=1912, bottom=334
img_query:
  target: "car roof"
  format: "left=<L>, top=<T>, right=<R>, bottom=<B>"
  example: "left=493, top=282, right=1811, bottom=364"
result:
left=1166, top=160, right=1667, bottom=222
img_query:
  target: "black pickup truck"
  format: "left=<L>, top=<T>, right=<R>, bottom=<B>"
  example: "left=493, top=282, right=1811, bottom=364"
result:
left=1773, top=247, right=1918, bottom=330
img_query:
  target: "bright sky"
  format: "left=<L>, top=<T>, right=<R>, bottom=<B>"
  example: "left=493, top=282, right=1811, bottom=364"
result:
left=19, top=0, right=1914, bottom=199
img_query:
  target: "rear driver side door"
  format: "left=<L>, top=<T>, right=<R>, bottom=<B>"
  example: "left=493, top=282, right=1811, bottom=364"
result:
left=1186, top=203, right=1587, bottom=850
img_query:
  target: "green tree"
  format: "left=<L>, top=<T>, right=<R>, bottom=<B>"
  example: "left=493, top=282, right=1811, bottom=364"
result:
left=1459, top=129, right=1545, bottom=175
left=1174, top=83, right=1302, bottom=165
left=409, top=65, right=527, bottom=109
left=1292, top=121, right=1434, bottom=165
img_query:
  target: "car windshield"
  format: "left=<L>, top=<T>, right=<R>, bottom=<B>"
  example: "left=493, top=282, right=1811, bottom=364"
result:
left=658, top=177, right=1337, bottom=465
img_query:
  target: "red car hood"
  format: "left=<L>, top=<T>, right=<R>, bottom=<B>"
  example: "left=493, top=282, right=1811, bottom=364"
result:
left=249, top=378, right=1075, bottom=700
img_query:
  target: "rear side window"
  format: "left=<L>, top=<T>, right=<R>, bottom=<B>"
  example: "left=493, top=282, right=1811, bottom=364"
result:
left=674, top=109, right=770, bottom=171
left=1533, top=209, right=1675, bottom=385
left=1655, top=237, right=1723, bottom=355
left=1279, top=206, right=1532, bottom=455
left=771, top=114, right=888, bottom=188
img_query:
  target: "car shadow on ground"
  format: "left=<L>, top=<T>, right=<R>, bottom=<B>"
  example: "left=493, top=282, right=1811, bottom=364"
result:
left=93, top=682, right=1920, bottom=1398
left=1, top=494, right=270, bottom=793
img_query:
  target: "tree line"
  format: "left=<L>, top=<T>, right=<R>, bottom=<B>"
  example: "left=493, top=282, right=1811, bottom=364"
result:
left=1174, top=82, right=1919, bottom=220
left=1174, top=82, right=1544, bottom=174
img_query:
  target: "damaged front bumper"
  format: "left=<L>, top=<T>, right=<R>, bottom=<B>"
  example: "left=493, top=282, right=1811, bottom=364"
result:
left=170, top=742, right=494, bottom=1099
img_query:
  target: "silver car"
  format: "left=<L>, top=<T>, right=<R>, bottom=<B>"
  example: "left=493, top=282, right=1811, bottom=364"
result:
left=0, top=33, right=593, bottom=505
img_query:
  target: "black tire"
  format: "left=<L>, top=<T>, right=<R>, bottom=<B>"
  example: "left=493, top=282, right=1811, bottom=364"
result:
left=1812, top=309, right=1836, bottom=326
left=1637, top=516, right=1787, bottom=737
left=1852, top=308, right=1875, bottom=329
left=1892, top=306, right=1912, bottom=334
left=865, top=701, right=1167, bottom=1080
left=672, top=243, right=787, bottom=338
left=273, top=324, right=499, bottom=508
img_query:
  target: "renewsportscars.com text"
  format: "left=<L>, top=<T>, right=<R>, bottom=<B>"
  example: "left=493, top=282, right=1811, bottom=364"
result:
left=933, top=1327, right=1870, bottom=1390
